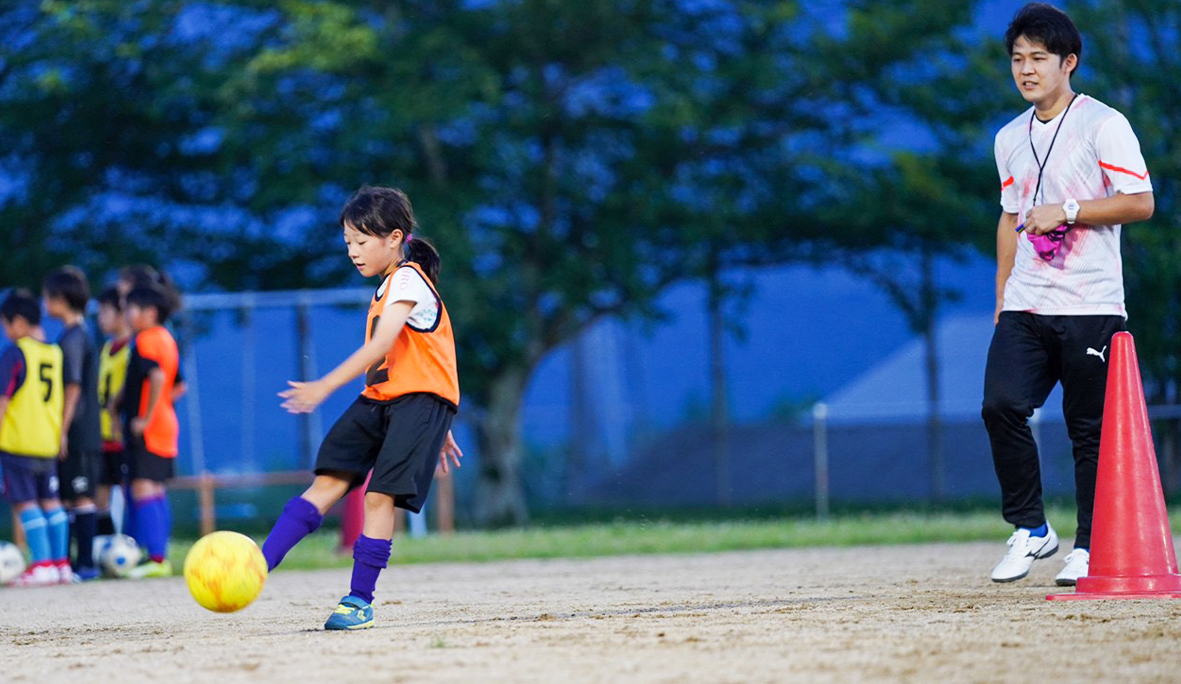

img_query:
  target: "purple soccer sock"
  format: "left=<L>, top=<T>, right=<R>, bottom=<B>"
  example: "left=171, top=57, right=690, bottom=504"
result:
left=348, top=535, right=392, bottom=604
left=262, top=497, right=323, bottom=571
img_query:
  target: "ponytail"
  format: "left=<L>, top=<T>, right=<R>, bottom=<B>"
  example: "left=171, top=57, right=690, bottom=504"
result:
left=406, top=236, right=441, bottom=285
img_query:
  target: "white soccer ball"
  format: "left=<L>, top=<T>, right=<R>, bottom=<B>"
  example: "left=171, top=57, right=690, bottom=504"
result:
left=92, top=534, right=113, bottom=566
left=99, top=534, right=142, bottom=578
left=0, top=541, right=27, bottom=583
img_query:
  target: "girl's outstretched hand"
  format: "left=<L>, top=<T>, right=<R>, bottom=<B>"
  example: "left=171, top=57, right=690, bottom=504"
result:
left=438, top=429, right=463, bottom=474
left=279, top=380, right=329, bottom=414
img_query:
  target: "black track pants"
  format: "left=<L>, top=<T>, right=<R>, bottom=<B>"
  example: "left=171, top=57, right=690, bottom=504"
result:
left=981, top=311, right=1124, bottom=550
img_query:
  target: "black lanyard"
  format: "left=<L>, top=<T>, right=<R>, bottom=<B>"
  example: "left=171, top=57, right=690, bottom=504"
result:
left=1028, top=93, right=1079, bottom=206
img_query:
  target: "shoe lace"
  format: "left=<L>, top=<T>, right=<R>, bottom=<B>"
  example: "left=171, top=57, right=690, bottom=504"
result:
left=1002, top=530, right=1033, bottom=558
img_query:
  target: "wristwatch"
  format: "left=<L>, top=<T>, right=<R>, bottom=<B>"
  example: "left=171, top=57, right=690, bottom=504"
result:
left=1063, top=198, right=1081, bottom=224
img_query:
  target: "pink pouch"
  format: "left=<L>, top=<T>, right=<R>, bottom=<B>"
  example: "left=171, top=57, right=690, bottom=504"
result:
left=1027, top=226, right=1071, bottom=261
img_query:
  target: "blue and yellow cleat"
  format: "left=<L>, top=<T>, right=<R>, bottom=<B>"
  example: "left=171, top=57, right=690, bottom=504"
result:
left=324, top=596, right=375, bottom=630
left=73, top=566, right=102, bottom=583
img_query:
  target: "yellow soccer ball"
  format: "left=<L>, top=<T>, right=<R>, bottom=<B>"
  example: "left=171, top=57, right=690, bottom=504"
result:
left=183, top=531, right=268, bottom=613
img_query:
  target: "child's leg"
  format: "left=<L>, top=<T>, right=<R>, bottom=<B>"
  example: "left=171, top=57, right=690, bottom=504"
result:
left=349, top=492, right=395, bottom=604
left=132, top=478, right=169, bottom=563
left=261, top=473, right=350, bottom=572
left=96, top=483, right=116, bottom=536
left=15, top=502, right=52, bottom=565
left=121, top=483, right=136, bottom=541
left=41, top=499, right=69, bottom=566
left=72, top=496, right=99, bottom=571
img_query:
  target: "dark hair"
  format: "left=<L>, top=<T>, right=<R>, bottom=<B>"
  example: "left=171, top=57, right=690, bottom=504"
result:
left=97, top=285, right=123, bottom=311
left=43, top=265, right=90, bottom=312
left=119, top=264, right=161, bottom=290
left=125, top=284, right=178, bottom=324
left=0, top=289, right=42, bottom=326
left=1005, top=3, right=1082, bottom=77
left=339, top=185, right=442, bottom=284
left=119, top=264, right=181, bottom=318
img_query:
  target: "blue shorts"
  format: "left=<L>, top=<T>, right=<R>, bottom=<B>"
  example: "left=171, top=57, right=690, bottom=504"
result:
left=1, top=452, right=60, bottom=504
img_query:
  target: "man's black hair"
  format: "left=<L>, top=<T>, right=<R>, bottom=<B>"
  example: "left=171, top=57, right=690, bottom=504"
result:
left=1005, top=3, right=1083, bottom=77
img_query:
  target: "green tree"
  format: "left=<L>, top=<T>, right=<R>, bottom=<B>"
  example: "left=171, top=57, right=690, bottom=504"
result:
left=811, top=0, right=1003, bottom=500
left=2, top=1, right=838, bottom=525
left=0, top=1, right=358, bottom=290
left=1066, top=1, right=1181, bottom=490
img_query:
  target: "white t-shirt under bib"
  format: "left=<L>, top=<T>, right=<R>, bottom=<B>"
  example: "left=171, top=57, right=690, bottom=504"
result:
left=377, top=265, right=440, bottom=331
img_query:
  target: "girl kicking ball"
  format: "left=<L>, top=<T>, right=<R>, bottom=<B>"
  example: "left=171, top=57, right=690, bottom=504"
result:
left=261, top=185, right=462, bottom=630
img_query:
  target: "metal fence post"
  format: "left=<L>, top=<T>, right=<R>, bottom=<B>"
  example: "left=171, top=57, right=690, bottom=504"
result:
left=813, top=402, right=830, bottom=522
left=180, top=312, right=206, bottom=475
left=295, top=297, right=321, bottom=469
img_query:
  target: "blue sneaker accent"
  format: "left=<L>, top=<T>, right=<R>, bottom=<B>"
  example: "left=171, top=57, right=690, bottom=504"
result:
left=74, top=566, right=101, bottom=582
left=324, top=596, right=374, bottom=630
left=1021, top=523, right=1048, bottom=538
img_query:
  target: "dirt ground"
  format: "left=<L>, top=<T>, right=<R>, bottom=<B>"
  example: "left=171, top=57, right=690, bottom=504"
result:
left=4, top=540, right=1181, bottom=684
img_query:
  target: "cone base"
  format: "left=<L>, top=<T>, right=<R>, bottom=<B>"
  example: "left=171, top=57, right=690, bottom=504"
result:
left=1045, top=572, right=1181, bottom=600
left=1047, top=590, right=1181, bottom=601
left=1079, top=573, right=1181, bottom=594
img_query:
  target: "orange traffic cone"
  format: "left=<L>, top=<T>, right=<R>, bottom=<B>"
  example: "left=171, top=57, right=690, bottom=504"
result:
left=1047, top=332, right=1181, bottom=600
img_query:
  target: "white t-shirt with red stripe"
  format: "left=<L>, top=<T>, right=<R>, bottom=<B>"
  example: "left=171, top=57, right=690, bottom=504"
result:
left=994, top=93, right=1152, bottom=317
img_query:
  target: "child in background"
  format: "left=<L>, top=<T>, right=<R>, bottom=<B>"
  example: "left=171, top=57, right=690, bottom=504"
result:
left=113, top=266, right=187, bottom=545
left=262, top=185, right=462, bottom=630
left=0, top=290, right=69, bottom=586
left=119, top=283, right=182, bottom=578
left=96, top=286, right=132, bottom=537
left=43, top=266, right=103, bottom=581
left=117, top=266, right=187, bottom=403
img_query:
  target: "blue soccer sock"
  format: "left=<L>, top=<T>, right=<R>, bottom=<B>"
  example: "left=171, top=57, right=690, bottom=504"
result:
left=135, top=496, right=170, bottom=563
left=73, top=503, right=98, bottom=569
left=348, top=535, right=392, bottom=605
left=1021, top=523, right=1049, bottom=538
left=43, top=506, right=69, bottom=562
left=262, top=496, right=323, bottom=572
left=18, top=508, right=52, bottom=564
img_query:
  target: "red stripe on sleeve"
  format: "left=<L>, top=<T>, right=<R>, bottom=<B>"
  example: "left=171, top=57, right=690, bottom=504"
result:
left=1099, top=161, right=1149, bottom=181
left=1001, top=176, right=1014, bottom=189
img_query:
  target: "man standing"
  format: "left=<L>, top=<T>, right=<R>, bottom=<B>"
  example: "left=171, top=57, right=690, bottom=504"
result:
left=984, top=3, right=1154, bottom=585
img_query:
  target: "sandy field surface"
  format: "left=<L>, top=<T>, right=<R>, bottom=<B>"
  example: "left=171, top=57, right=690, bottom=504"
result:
left=4, top=540, right=1181, bottom=684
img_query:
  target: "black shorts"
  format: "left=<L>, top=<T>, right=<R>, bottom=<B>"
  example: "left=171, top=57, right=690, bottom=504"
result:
left=98, top=449, right=127, bottom=487
left=126, top=436, right=176, bottom=483
left=315, top=394, right=455, bottom=514
left=59, top=448, right=100, bottom=501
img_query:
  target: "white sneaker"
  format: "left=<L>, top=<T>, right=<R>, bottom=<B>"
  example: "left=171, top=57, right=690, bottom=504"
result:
left=8, top=563, right=61, bottom=587
left=990, top=524, right=1059, bottom=583
left=1054, top=548, right=1090, bottom=586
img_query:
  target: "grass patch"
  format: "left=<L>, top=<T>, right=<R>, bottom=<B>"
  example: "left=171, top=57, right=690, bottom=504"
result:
left=167, top=503, right=1141, bottom=572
